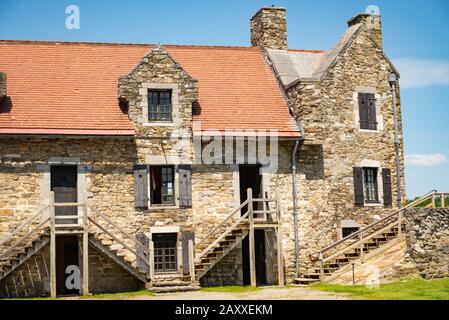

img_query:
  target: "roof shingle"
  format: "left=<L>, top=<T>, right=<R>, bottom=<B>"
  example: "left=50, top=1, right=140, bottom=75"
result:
left=0, top=40, right=300, bottom=137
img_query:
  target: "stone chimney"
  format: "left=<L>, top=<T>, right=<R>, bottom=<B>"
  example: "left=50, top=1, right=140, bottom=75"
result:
left=0, top=72, right=6, bottom=99
left=250, top=6, right=287, bottom=50
left=348, top=12, right=383, bottom=48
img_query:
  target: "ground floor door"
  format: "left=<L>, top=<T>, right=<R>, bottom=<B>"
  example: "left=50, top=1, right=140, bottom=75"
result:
left=242, top=230, right=267, bottom=286
left=51, top=165, right=78, bottom=225
left=56, top=236, right=80, bottom=296
left=239, top=164, right=267, bottom=285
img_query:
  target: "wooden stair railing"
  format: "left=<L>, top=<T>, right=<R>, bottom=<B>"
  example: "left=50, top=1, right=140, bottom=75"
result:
left=194, top=199, right=249, bottom=264
left=312, top=190, right=444, bottom=282
left=193, top=188, right=283, bottom=286
left=0, top=205, right=50, bottom=268
left=86, top=206, right=152, bottom=278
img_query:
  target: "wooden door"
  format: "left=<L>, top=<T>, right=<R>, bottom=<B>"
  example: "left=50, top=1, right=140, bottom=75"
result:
left=51, top=166, right=78, bottom=224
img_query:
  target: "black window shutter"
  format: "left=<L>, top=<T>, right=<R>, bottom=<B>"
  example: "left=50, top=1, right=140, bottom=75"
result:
left=358, top=93, right=368, bottom=129
left=136, top=233, right=149, bottom=273
left=353, top=167, right=364, bottom=206
left=367, top=94, right=377, bottom=130
left=182, top=231, right=195, bottom=275
left=178, top=165, right=192, bottom=208
left=133, top=164, right=148, bottom=209
left=382, top=168, right=392, bottom=207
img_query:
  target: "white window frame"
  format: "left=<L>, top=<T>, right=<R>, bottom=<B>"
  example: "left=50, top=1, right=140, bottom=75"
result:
left=360, top=159, right=384, bottom=207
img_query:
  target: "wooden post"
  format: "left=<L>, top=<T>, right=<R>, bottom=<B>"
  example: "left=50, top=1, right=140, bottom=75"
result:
left=319, top=252, right=325, bottom=283
left=442, top=193, right=445, bottom=208
left=247, top=188, right=256, bottom=287
left=188, top=239, right=195, bottom=283
left=82, top=194, right=89, bottom=296
left=275, top=189, right=284, bottom=286
left=149, top=240, right=155, bottom=282
left=49, top=191, right=56, bottom=298
left=398, top=211, right=403, bottom=236
left=359, top=231, right=364, bottom=263
left=432, top=193, right=436, bottom=207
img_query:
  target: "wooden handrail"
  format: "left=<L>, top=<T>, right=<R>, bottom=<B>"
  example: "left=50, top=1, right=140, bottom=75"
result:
left=87, top=206, right=148, bottom=254
left=0, top=205, right=49, bottom=247
left=88, top=217, right=150, bottom=267
left=195, top=211, right=249, bottom=263
left=0, top=217, right=50, bottom=260
left=318, top=190, right=438, bottom=257
left=195, top=199, right=249, bottom=249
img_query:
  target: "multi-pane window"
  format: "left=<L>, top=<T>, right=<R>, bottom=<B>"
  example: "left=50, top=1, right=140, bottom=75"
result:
left=150, top=165, right=175, bottom=205
left=363, top=167, right=379, bottom=203
left=153, top=233, right=177, bottom=273
left=358, top=93, right=377, bottom=130
left=148, top=90, right=172, bottom=121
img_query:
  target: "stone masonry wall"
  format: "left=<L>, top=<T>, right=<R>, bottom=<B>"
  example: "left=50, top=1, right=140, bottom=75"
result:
left=250, top=7, right=287, bottom=50
left=404, top=208, right=449, bottom=279
left=281, top=25, right=406, bottom=277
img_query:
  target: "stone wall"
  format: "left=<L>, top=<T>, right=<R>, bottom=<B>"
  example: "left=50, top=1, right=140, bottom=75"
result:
left=200, top=245, right=243, bottom=287
left=404, top=208, right=449, bottom=279
left=88, top=244, right=144, bottom=294
left=281, top=25, right=406, bottom=276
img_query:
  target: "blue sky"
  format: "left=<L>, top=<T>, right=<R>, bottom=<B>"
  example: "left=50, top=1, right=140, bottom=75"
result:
left=1, top=0, right=448, bottom=198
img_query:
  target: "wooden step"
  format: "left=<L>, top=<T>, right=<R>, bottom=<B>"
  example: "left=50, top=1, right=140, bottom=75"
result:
left=294, top=277, right=321, bottom=284
left=148, top=285, right=201, bottom=294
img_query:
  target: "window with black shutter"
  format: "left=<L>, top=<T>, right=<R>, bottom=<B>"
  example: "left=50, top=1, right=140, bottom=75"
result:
left=358, top=93, right=377, bottom=130
left=382, top=168, right=393, bottom=206
left=353, top=167, right=364, bottom=206
left=148, top=90, right=172, bottom=121
left=363, top=167, right=379, bottom=203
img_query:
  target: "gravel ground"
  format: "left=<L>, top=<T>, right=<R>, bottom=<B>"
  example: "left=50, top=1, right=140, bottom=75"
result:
left=129, top=286, right=351, bottom=300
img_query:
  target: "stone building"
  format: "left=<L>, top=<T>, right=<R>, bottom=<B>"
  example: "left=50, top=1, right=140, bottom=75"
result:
left=0, top=6, right=406, bottom=297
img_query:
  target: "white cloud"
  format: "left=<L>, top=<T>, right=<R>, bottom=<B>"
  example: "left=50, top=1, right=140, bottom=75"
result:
left=406, top=153, right=448, bottom=166
left=393, top=58, right=449, bottom=89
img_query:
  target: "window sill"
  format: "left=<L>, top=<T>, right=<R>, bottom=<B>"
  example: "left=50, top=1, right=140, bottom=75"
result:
left=142, top=122, right=175, bottom=127
left=148, top=205, right=179, bottom=210
left=363, top=202, right=383, bottom=207
left=358, top=128, right=382, bottom=134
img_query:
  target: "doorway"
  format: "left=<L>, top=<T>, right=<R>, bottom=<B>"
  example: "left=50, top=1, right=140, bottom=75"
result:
left=51, top=166, right=78, bottom=224
left=239, top=165, right=267, bottom=285
left=56, top=236, right=80, bottom=296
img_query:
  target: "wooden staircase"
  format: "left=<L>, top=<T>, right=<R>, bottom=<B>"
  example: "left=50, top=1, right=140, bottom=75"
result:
left=295, top=190, right=447, bottom=285
left=193, top=188, right=283, bottom=286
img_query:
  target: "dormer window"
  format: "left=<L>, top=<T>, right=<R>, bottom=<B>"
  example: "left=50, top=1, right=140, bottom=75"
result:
left=148, top=89, right=172, bottom=121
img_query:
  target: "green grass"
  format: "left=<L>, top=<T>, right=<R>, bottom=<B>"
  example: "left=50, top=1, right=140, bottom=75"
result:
left=79, top=290, right=155, bottom=300
left=200, top=285, right=260, bottom=293
left=312, top=277, right=449, bottom=300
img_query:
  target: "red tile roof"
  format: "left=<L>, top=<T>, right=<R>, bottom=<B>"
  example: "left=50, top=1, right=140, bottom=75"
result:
left=0, top=40, right=300, bottom=137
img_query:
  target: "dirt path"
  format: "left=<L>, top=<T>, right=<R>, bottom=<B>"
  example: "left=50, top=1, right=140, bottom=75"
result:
left=130, top=286, right=350, bottom=300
